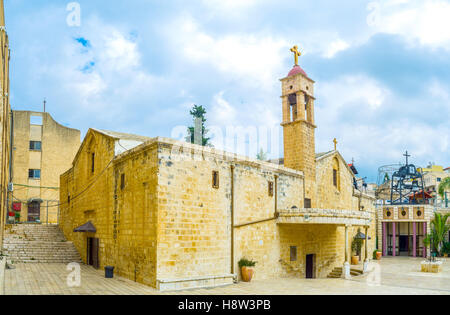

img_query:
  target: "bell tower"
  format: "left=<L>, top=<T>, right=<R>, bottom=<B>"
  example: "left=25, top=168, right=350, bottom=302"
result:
left=281, top=46, right=317, bottom=207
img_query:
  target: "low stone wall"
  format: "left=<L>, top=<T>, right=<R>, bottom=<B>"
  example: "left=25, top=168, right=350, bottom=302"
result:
left=277, top=208, right=371, bottom=226
left=421, top=261, right=442, bottom=273
left=0, top=258, right=5, bottom=295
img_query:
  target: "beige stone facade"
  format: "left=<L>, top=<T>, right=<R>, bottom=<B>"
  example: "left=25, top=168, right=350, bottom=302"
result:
left=10, top=111, right=80, bottom=224
left=0, top=0, right=10, bottom=249
left=59, top=63, right=376, bottom=291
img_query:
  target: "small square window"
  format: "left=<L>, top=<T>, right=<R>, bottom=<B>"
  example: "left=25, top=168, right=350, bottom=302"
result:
left=268, top=181, right=274, bottom=197
left=290, top=246, right=297, bottom=262
left=30, top=115, right=43, bottom=125
left=212, top=171, right=219, bottom=189
left=29, top=141, right=42, bottom=151
left=29, top=169, right=41, bottom=179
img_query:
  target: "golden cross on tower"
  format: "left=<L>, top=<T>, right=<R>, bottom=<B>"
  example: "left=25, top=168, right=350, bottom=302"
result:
left=290, top=45, right=301, bottom=66
left=333, top=138, right=338, bottom=151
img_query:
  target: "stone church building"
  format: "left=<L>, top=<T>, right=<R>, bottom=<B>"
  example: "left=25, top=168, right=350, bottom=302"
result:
left=59, top=51, right=376, bottom=291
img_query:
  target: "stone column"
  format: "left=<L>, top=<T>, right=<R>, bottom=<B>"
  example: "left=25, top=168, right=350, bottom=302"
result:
left=364, top=226, right=369, bottom=273
left=423, top=222, right=427, bottom=258
left=413, top=222, right=417, bottom=258
left=383, top=222, right=387, bottom=256
left=392, top=222, right=396, bottom=257
left=343, top=225, right=351, bottom=279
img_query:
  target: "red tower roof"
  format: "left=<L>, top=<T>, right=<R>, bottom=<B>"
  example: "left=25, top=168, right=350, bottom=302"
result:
left=288, top=65, right=307, bottom=77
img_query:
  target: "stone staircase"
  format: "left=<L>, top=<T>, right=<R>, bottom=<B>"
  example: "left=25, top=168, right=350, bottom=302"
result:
left=327, top=267, right=364, bottom=279
left=2, top=224, right=82, bottom=264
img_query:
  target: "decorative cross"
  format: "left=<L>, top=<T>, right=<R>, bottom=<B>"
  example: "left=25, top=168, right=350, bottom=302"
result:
left=333, top=138, right=338, bottom=151
left=403, top=150, right=411, bottom=165
left=290, top=45, right=302, bottom=66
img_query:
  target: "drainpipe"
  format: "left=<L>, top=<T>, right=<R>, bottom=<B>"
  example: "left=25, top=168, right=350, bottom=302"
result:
left=230, top=165, right=235, bottom=276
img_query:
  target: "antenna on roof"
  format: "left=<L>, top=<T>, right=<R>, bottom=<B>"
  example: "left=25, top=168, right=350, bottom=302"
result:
left=43, top=98, right=47, bottom=113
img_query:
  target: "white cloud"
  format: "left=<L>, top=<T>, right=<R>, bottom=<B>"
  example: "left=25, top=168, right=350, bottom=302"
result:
left=202, top=0, right=259, bottom=10
left=319, top=75, right=389, bottom=112
left=167, top=16, right=288, bottom=90
left=370, top=0, right=450, bottom=48
left=315, top=74, right=450, bottom=176
left=428, top=80, right=450, bottom=100
left=323, top=39, right=350, bottom=59
left=200, top=0, right=263, bottom=17
left=209, top=91, right=237, bottom=126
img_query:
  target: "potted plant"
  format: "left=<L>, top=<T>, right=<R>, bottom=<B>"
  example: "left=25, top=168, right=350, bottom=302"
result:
left=373, top=249, right=382, bottom=260
left=351, top=237, right=363, bottom=265
left=238, top=258, right=257, bottom=282
left=443, top=242, right=450, bottom=258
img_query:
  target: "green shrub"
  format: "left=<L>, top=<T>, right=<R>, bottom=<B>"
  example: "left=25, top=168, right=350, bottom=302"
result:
left=352, top=238, right=363, bottom=256
left=238, top=258, right=257, bottom=268
left=443, top=242, right=450, bottom=255
left=373, top=249, right=381, bottom=259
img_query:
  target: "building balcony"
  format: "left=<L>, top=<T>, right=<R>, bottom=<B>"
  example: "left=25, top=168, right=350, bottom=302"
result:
left=277, top=208, right=371, bottom=227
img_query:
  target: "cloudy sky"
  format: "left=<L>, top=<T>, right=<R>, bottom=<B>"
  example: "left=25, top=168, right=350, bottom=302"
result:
left=5, top=0, right=450, bottom=182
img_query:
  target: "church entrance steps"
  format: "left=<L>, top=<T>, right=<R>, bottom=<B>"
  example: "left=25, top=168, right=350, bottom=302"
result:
left=327, top=267, right=364, bottom=278
left=3, top=224, right=82, bottom=264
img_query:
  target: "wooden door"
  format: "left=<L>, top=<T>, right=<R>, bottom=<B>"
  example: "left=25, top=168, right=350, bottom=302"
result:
left=92, top=238, right=99, bottom=269
left=306, top=254, right=315, bottom=279
left=27, top=202, right=40, bottom=222
left=87, top=237, right=100, bottom=269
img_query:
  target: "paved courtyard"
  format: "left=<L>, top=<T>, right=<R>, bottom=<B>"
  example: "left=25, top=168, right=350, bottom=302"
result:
left=3, top=257, right=450, bottom=295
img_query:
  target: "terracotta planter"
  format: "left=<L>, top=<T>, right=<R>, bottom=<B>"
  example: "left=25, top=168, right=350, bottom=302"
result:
left=241, top=267, right=255, bottom=282
left=376, top=251, right=382, bottom=260
left=351, top=256, right=359, bottom=265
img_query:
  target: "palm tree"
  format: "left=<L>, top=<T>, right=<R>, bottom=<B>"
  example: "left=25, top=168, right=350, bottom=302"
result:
left=424, top=212, right=450, bottom=256
left=438, top=177, right=450, bottom=206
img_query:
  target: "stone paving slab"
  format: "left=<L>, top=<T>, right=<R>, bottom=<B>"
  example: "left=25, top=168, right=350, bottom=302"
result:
left=3, top=258, right=450, bottom=295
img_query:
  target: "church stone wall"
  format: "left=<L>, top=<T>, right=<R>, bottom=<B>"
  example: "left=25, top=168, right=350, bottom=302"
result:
left=61, top=131, right=160, bottom=287
left=315, top=152, right=377, bottom=262
left=155, top=140, right=304, bottom=289
left=316, top=153, right=354, bottom=211
left=60, top=133, right=306, bottom=290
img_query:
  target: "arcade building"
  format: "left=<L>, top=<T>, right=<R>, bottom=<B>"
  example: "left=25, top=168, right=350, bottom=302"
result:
left=377, top=153, right=433, bottom=258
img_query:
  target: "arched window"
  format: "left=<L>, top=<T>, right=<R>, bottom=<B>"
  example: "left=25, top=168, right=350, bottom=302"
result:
left=87, top=137, right=96, bottom=177
left=332, top=157, right=340, bottom=191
